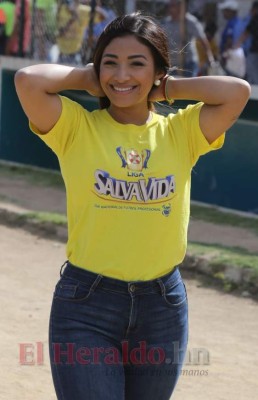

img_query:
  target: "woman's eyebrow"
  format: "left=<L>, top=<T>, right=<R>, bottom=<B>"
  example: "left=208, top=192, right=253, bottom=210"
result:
left=128, top=55, right=147, bottom=60
left=102, top=54, right=118, bottom=58
left=102, top=54, right=147, bottom=60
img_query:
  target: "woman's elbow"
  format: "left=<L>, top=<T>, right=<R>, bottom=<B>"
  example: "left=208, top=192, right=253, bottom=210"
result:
left=237, top=79, right=251, bottom=103
left=228, top=79, right=251, bottom=122
left=230, top=79, right=251, bottom=115
left=14, top=68, right=35, bottom=93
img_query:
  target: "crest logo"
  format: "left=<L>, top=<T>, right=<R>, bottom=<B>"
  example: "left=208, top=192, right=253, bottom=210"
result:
left=116, top=147, right=151, bottom=172
left=162, top=204, right=172, bottom=217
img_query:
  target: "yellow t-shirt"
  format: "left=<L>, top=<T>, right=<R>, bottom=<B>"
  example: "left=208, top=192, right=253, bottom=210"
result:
left=30, top=96, right=224, bottom=281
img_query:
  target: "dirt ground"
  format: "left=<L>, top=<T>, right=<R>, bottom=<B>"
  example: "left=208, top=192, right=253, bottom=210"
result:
left=1, top=171, right=258, bottom=399
left=0, top=224, right=257, bottom=400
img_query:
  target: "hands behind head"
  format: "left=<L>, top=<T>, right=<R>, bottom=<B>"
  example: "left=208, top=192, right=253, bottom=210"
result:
left=85, top=63, right=105, bottom=98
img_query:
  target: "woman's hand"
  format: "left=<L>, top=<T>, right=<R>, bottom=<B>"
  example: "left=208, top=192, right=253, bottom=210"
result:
left=149, top=75, right=175, bottom=105
left=85, top=63, right=105, bottom=98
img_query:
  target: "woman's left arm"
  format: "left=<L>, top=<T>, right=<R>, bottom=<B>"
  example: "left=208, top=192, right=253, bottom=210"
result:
left=166, top=76, right=251, bottom=144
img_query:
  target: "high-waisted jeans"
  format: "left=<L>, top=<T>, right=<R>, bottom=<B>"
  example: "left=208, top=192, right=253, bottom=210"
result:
left=49, top=261, right=188, bottom=400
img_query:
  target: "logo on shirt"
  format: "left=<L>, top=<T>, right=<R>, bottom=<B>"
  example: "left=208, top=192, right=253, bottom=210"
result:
left=93, top=146, right=175, bottom=206
left=116, top=147, right=151, bottom=176
left=162, top=204, right=172, bottom=217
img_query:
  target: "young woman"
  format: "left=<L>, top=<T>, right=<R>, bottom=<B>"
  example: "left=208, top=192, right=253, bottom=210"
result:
left=15, top=12, right=250, bottom=400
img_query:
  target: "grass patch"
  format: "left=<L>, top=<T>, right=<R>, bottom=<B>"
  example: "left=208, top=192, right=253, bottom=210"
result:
left=0, top=194, right=18, bottom=204
left=24, top=211, right=67, bottom=226
left=188, top=241, right=258, bottom=274
left=0, top=163, right=64, bottom=188
left=191, top=204, right=258, bottom=236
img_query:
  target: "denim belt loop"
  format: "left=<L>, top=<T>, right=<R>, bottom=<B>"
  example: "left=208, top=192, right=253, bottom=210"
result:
left=156, top=278, right=166, bottom=296
left=89, top=274, right=103, bottom=293
left=59, top=260, right=69, bottom=277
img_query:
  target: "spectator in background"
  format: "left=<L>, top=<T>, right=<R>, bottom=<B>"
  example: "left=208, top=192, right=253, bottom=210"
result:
left=219, top=0, right=247, bottom=78
left=187, top=0, right=212, bottom=21
left=56, top=0, right=106, bottom=65
left=161, top=0, right=214, bottom=77
left=83, top=0, right=116, bottom=60
left=34, top=0, right=57, bottom=60
left=90, top=0, right=116, bottom=39
left=235, top=1, right=258, bottom=84
left=237, top=5, right=253, bottom=56
left=5, top=0, right=30, bottom=57
left=219, top=1, right=241, bottom=59
left=0, top=0, right=15, bottom=55
left=196, top=21, right=219, bottom=75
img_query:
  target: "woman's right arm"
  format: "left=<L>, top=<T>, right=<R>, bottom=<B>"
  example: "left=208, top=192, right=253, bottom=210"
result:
left=14, top=63, right=103, bottom=134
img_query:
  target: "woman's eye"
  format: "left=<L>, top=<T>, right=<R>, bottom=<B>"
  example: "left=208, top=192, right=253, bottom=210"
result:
left=131, top=62, right=145, bottom=66
left=103, top=60, right=116, bottom=65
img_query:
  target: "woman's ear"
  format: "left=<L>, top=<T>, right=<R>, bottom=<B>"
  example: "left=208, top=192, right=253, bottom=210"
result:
left=155, top=71, right=166, bottom=81
left=153, top=71, right=166, bottom=87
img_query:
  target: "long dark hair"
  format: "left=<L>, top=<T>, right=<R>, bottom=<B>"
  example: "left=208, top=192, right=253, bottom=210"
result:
left=93, top=12, right=171, bottom=110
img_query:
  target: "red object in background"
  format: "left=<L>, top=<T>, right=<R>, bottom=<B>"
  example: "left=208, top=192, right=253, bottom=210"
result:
left=0, top=9, right=6, bottom=24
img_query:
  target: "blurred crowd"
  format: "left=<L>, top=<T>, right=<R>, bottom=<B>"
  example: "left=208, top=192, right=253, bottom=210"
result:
left=0, top=0, right=117, bottom=64
left=0, top=0, right=257, bottom=84
left=161, top=0, right=258, bottom=84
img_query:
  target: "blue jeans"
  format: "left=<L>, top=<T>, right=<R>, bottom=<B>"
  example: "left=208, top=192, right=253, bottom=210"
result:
left=49, top=262, right=188, bottom=399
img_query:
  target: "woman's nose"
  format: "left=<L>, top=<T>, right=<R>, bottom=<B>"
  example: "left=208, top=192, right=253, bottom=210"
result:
left=114, top=66, right=130, bottom=82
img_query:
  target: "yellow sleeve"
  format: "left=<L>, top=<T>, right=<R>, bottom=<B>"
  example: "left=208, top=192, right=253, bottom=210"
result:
left=29, top=95, right=85, bottom=158
left=176, top=102, right=225, bottom=167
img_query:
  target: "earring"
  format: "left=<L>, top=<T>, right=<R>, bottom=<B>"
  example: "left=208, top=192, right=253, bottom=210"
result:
left=154, top=79, right=161, bottom=86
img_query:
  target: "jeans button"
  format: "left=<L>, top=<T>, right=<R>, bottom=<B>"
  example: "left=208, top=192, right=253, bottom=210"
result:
left=129, top=284, right=136, bottom=292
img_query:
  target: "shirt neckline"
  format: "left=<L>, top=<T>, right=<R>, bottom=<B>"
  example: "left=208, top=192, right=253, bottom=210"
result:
left=100, top=108, right=159, bottom=132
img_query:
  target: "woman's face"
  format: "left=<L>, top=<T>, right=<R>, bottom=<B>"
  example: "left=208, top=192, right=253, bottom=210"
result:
left=99, top=35, right=161, bottom=110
